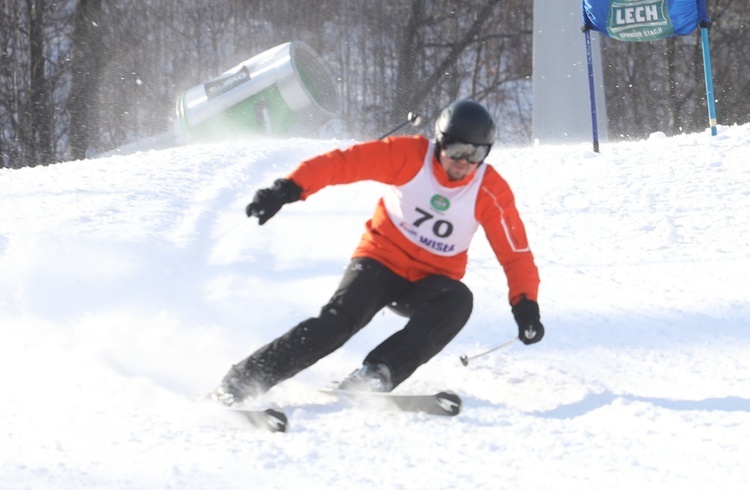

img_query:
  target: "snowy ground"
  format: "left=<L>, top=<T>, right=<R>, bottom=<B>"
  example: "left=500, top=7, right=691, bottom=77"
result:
left=1, top=125, right=749, bottom=489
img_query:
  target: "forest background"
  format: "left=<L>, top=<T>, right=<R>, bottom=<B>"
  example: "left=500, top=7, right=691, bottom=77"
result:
left=2, top=0, right=748, bottom=168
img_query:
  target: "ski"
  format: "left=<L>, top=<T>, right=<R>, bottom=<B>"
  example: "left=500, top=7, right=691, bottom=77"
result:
left=207, top=389, right=460, bottom=431
left=227, top=407, right=288, bottom=433
left=227, top=407, right=289, bottom=432
left=203, top=391, right=288, bottom=433
left=321, top=389, right=462, bottom=417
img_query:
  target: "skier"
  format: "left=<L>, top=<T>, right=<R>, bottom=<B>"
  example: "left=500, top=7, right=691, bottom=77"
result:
left=213, top=99, right=544, bottom=406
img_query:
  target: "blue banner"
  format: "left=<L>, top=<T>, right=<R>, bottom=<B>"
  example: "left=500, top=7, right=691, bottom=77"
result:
left=582, top=0, right=709, bottom=41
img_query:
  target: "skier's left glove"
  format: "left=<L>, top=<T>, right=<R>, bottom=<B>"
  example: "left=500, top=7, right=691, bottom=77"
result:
left=512, top=297, right=545, bottom=345
left=246, top=178, right=301, bottom=225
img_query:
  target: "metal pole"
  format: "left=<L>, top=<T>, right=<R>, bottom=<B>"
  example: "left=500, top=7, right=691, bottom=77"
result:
left=583, top=27, right=600, bottom=153
left=700, top=23, right=718, bottom=136
left=459, top=337, right=518, bottom=366
left=379, top=112, right=422, bottom=139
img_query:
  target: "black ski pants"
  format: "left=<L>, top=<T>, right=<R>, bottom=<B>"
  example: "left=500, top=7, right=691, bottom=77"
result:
left=230, top=257, right=473, bottom=391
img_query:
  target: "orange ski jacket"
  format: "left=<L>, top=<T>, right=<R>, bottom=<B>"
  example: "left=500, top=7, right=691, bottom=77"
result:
left=286, top=135, right=540, bottom=305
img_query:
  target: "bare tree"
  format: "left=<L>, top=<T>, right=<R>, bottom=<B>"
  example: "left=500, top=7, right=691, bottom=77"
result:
left=1, top=0, right=72, bottom=167
left=1, top=0, right=748, bottom=167
left=26, top=0, right=54, bottom=164
left=0, top=2, right=19, bottom=167
left=68, top=0, right=104, bottom=160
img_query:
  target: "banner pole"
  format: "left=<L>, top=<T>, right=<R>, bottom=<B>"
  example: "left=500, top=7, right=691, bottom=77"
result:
left=699, top=22, right=718, bottom=136
left=583, top=26, right=600, bottom=153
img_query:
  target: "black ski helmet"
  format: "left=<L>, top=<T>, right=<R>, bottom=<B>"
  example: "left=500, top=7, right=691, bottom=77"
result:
left=434, top=99, right=496, bottom=147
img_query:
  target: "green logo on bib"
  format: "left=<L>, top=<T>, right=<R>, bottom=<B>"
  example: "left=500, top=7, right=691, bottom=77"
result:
left=430, top=194, right=450, bottom=211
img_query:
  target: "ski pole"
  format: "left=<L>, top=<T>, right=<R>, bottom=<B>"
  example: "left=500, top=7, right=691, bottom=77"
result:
left=379, top=112, right=422, bottom=139
left=459, top=337, right=518, bottom=366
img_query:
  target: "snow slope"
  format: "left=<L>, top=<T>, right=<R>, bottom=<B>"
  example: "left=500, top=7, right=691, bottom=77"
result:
left=1, top=125, right=749, bottom=489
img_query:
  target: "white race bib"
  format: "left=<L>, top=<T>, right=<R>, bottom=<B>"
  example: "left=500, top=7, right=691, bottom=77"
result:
left=383, top=142, right=484, bottom=256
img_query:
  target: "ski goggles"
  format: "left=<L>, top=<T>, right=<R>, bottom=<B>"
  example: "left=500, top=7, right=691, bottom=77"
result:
left=440, top=139, right=491, bottom=164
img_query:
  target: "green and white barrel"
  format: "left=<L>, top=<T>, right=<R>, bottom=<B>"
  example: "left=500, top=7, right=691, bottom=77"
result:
left=175, top=41, right=340, bottom=141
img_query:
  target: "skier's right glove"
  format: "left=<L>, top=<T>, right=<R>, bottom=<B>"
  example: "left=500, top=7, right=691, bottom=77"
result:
left=511, top=297, right=545, bottom=345
left=245, top=178, right=301, bottom=225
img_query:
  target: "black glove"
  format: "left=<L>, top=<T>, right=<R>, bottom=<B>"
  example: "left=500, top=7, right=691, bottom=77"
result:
left=511, top=297, right=545, bottom=345
left=245, top=178, right=301, bottom=225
